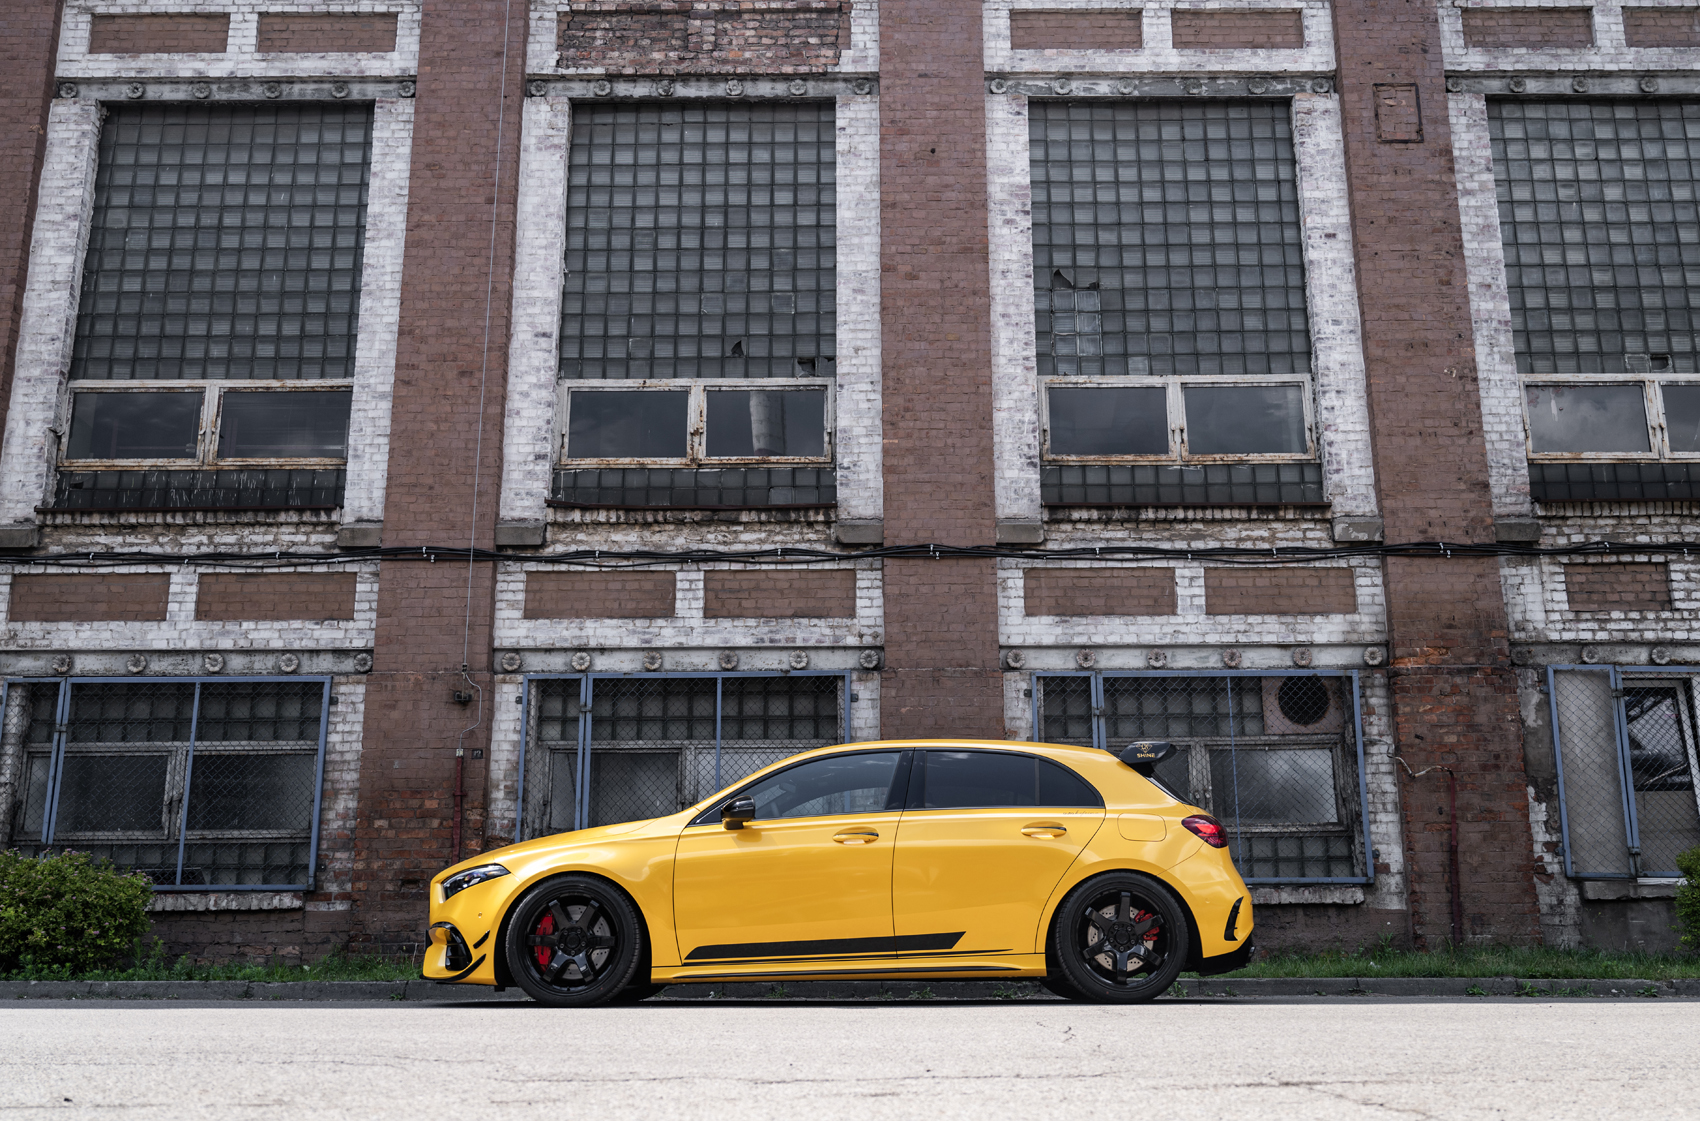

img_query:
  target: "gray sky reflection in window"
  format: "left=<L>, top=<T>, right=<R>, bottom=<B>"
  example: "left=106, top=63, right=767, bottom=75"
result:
left=217, top=390, right=351, bottom=458
left=1183, top=384, right=1306, bottom=454
left=1661, top=384, right=1700, bottom=451
left=66, top=392, right=201, bottom=459
left=567, top=390, right=689, bottom=458
left=745, top=752, right=898, bottom=820
left=1525, top=384, right=1650, bottom=452
left=705, top=388, right=826, bottom=457
left=1047, top=385, right=1167, bottom=455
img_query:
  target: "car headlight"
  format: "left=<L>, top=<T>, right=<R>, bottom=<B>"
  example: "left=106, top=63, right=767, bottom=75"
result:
left=440, top=863, right=509, bottom=900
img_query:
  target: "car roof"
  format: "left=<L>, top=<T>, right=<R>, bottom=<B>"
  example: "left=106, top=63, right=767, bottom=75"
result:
left=794, top=738, right=1112, bottom=764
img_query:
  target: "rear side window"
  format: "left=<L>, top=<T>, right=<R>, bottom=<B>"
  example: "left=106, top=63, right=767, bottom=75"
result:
left=913, top=751, right=1103, bottom=809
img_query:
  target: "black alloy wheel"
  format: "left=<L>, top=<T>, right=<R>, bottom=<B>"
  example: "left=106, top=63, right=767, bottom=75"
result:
left=505, top=875, right=643, bottom=1007
left=1049, top=873, right=1189, bottom=1002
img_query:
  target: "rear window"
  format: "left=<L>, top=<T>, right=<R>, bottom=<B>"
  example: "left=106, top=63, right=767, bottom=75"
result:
left=912, top=750, right=1103, bottom=809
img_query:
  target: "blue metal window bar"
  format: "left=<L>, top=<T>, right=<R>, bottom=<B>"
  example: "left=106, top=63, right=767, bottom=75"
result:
left=516, top=670, right=853, bottom=841
left=0, top=676, right=331, bottom=891
left=1031, top=668, right=1373, bottom=884
left=1547, top=664, right=1700, bottom=879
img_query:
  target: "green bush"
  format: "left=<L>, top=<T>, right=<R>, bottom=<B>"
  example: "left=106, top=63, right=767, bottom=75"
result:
left=0, top=850, right=152, bottom=974
left=1678, top=845, right=1700, bottom=953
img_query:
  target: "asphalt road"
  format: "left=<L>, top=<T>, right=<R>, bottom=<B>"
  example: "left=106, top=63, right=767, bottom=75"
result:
left=2, top=998, right=1694, bottom=1120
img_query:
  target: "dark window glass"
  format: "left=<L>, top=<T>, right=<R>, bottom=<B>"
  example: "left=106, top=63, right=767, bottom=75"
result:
left=217, top=390, right=351, bottom=459
left=53, top=755, right=170, bottom=833
left=1209, top=748, right=1338, bottom=824
left=72, top=103, right=373, bottom=381
left=1029, top=100, right=1311, bottom=377
left=561, top=102, right=836, bottom=380
left=196, top=681, right=324, bottom=742
left=185, top=754, right=317, bottom=831
left=1662, top=384, right=1700, bottom=451
left=1047, top=385, right=1167, bottom=455
left=1037, top=757, right=1104, bottom=807
left=917, top=750, right=1041, bottom=809
left=1183, top=384, right=1307, bottom=454
left=566, top=390, right=689, bottom=458
left=66, top=391, right=201, bottom=459
left=1525, top=384, right=1650, bottom=452
left=705, top=388, right=826, bottom=457
left=743, top=751, right=900, bottom=820
left=1489, top=100, right=1700, bottom=375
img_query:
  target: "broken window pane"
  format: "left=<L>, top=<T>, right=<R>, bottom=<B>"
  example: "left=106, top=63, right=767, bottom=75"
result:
left=1662, top=383, right=1700, bottom=452
left=566, top=390, right=689, bottom=459
left=1046, top=385, right=1168, bottom=455
left=705, top=388, right=826, bottom=457
left=1183, top=384, right=1307, bottom=455
left=1525, top=384, right=1650, bottom=452
left=217, top=390, right=352, bottom=459
left=65, top=391, right=201, bottom=459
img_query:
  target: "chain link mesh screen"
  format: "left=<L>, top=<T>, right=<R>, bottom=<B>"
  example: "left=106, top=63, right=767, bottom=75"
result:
left=0, top=679, right=327, bottom=887
left=1621, top=679, right=1700, bottom=876
left=1038, top=672, right=1363, bottom=880
left=520, top=674, right=847, bottom=837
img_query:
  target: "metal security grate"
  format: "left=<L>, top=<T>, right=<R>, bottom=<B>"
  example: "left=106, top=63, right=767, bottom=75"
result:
left=1034, top=670, right=1369, bottom=882
left=550, top=465, right=835, bottom=508
left=518, top=673, right=849, bottom=837
left=561, top=102, right=836, bottom=380
left=72, top=103, right=373, bottom=382
left=53, top=467, right=346, bottom=511
left=1029, top=100, right=1310, bottom=378
left=1490, top=100, right=1700, bottom=374
left=0, top=678, right=329, bottom=889
left=1549, top=665, right=1700, bottom=878
left=1040, top=462, right=1324, bottom=506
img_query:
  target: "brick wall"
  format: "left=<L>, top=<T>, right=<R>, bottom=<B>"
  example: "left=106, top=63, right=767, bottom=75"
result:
left=88, top=14, right=231, bottom=54
left=350, top=0, right=529, bottom=955
left=8, top=573, right=169, bottom=621
left=1460, top=7, right=1594, bottom=48
left=559, top=1, right=851, bottom=74
left=1203, top=567, right=1357, bottom=615
left=704, top=569, right=855, bottom=617
left=1332, top=0, right=1541, bottom=946
left=878, top=0, right=1003, bottom=738
left=1623, top=7, right=1700, bottom=47
left=1024, top=567, right=1177, bottom=615
left=0, top=0, right=64, bottom=434
left=524, top=570, right=677, bottom=618
left=257, top=13, right=400, bottom=54
left=195, top=573, right=359, bottom=621
left=1009, top=10, right=1143, bottom=50
left=1170, top=9, right=1305, bottom=49
left=1564, top=563, right=1671, bottom=611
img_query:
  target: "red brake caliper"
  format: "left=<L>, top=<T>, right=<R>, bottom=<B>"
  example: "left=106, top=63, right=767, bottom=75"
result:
left=1134, top=908, right=1159, bottom=952
left=534, top=912, right=555, bottom=969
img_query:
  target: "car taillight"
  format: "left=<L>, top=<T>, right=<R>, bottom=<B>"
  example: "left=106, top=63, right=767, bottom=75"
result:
left=1182, top=814, right=1228, bottom=848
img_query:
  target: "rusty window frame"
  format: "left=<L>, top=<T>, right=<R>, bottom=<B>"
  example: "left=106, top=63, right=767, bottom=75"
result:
left=556, top=379, right=834, bottom=467
left=57, top=380, right=354, bottom=471
left=1039, top=374, right=1316, bottom=464
left=1519, top=373, right=1700, bottom=460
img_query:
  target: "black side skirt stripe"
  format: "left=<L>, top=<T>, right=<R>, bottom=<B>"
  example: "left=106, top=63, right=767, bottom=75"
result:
left=686, top=931, right=965, bottom=962
left=684, top=965, right=1019, bottom=981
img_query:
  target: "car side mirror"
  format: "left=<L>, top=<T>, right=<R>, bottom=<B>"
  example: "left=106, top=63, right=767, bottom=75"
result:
left=721, top=795, right=756, bottom=830
left=1119, top=740, right=1175, bottom=777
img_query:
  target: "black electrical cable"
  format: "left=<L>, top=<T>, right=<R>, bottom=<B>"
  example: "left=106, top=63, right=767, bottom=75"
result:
left=0, top=537, right=1687, bottom=569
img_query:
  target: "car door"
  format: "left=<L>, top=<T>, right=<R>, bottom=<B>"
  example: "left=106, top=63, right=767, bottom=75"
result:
left=891, top=748, right=1105, bottom=957
left=672, top=749, right=908, bottom=966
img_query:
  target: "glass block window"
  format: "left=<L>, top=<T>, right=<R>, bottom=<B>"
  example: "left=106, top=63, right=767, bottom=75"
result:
left=1490, top=100, right=1700, bottom=375
left=1029, top=100, right=1310, bottom=378
left=561, top=101, right=836, bottom=380
left=72, top=103, right=373, bottom=382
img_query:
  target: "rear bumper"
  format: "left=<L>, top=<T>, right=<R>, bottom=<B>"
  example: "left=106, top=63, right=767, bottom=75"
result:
left=1192, top=933, right=1254, bottom=977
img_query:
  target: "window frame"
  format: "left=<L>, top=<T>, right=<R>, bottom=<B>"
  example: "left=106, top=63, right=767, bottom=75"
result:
left=1039, top=374, right=1317, bottom=464
left=1520, top=374, right=1700, bottom=461
left=556, top=379, right=835, bottom=467
left=0, top=675, right=332, bottom=892
left=57, top=380, right=355, bottom=471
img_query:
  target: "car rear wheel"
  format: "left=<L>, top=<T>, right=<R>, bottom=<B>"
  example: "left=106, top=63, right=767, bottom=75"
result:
left=505, top=875, right=643, bottom=1007
left=1049, top=873, right=1189, bottom=1003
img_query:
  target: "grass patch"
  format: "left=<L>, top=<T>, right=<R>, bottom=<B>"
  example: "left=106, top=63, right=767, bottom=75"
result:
left=1199, top=942, right=1700, bottom=982
left=0, top=939, right=417, bottom=983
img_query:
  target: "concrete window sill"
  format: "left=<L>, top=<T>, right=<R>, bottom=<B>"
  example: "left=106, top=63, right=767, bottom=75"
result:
left=148, top=892, right=304, bottom=913
left=1250, top=885, right=1367, bottom=906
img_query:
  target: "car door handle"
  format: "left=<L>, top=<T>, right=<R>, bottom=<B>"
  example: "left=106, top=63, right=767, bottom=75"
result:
left=1021, top=822, right=1068, bottom=838
left=833, top=829, right=880, bottom=845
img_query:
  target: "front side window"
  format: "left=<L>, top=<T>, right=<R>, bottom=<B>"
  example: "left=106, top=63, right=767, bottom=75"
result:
left=1029, top=100, right=1322, bottom=506
left=554, top=101, right=838, bottom=509
left=57, top=102, right=370, bottom=512
left=743, top=751, right=900, bottom=820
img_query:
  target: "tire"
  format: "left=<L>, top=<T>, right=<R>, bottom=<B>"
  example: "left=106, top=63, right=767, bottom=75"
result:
left=1049, top=873, right=1190, bottom=1003
left=504, top=875, right=644, bottom=1007
left=607, top=983, right=667, bottom=1003
left=1038, top=976, right=1089, bottom=1001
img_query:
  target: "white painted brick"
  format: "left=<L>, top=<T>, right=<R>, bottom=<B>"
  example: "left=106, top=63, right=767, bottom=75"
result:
left=1438, top=0, right=1700, bottom=73
left=984, top=0, right=1336, bottom=75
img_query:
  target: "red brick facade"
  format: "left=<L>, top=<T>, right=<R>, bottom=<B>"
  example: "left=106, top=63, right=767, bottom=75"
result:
left=1460, top=7, right=1594, bottom=48
left=703, top=569, right=856, bottom=618
left=524, top=571, right=677, bottom=618
left=8, top=573, right=170, bottom=622
left=256, top=13, right=400, bottom=53
left=1564, top=564, right=1672, bottom=612
left=559, top=1, right=851, bottom=73
left=195, top=573, right=359, bottom=621
left=1170, top=9, right=1305, bottom=49
left=1024, top=567, right=1177, bottom=616
left=1008, top=10, right=1143, bottom=50
left=1202, top=567, right=1357, bottom=616
left=1624, top=7, right=1700, bottom=47
left=88, top=13, right=231, bottom=54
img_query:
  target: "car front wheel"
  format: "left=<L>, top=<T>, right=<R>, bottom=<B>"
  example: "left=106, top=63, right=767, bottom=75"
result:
left=1049, top=873, right=1189, bottom=1003
left=505, top=874, right=643, bottom=1007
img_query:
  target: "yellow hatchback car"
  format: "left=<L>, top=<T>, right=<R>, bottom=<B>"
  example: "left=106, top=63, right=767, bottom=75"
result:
left=424, top=738, right=1253, bottom=1005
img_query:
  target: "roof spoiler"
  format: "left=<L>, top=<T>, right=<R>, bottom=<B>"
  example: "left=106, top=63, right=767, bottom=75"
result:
left=1118, top=740, right=1176, bottom=777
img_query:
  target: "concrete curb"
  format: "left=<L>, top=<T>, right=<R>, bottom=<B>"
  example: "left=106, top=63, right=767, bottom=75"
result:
left=2, top=976, right=1696, bottom=1001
